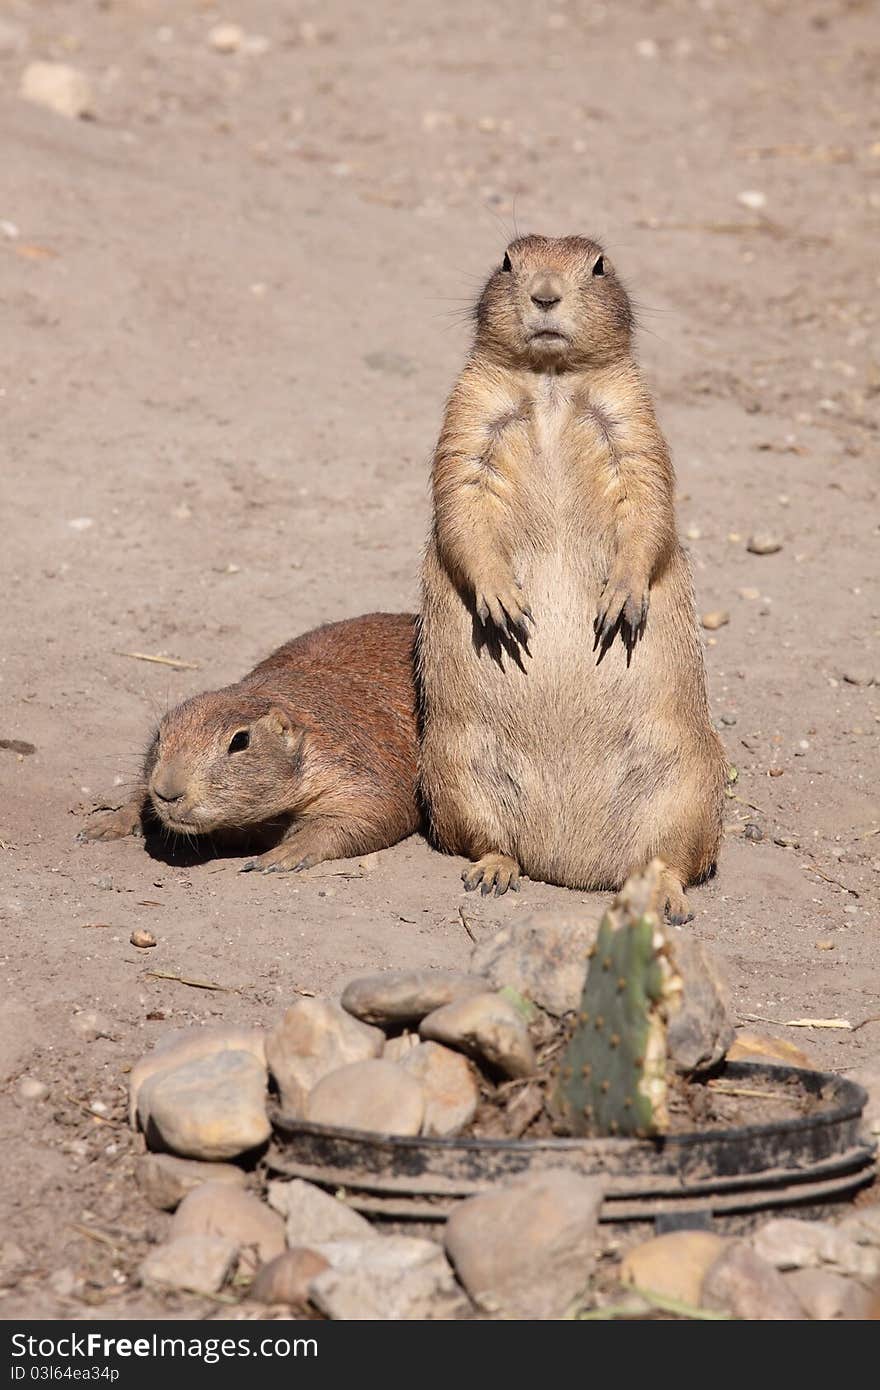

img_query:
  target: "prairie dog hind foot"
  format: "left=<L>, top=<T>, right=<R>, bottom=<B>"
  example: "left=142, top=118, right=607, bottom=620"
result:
left=462, top=852, right=521, bottom=896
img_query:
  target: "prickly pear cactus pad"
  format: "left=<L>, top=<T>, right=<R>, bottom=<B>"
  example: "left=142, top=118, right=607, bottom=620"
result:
left=553, top=861, right=682, bottom=1138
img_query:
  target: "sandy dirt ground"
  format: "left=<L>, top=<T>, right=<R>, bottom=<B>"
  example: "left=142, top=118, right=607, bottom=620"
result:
left=0, top=0, right=878, bottom=1320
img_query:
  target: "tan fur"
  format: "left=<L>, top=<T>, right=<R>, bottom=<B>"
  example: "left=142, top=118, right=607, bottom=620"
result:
left=81, top=613, right=420, bottom=872
left=416, top=235, right=726, bottom=921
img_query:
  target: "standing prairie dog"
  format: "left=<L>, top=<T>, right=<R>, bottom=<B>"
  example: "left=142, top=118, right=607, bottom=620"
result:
left=80, top=613, right=419, bottom=872
left=417, top=235, right=726, bottom=922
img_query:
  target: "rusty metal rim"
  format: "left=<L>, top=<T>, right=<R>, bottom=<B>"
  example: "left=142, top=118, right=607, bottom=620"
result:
left=266, top=1142, right=875, bottom=1203
left=270, top=1063, right=867, bottom=1161
left=267, top=1063, right=875, bottom=1223
left=297, top=1162, right=876, bottom=1224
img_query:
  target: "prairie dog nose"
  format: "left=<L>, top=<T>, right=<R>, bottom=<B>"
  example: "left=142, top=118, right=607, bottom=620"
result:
left=529, top=273, right=563, bottom=310
left=151, top=763, right=188, bottom=803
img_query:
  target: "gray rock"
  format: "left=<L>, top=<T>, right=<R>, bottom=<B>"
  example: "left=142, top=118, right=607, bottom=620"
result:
left=783, top=1267, right=873, bottom=1319
left=444, top=1170, right=604, bottom=1318
left=420, top=992, right=536, bottom=1079
left=138, top=1050, right=270, bottom=1160
left=305, top=1059, right=424, bottom=1136
left=265, top=998, right=383, bottom=1117
left=666, top=931, right=735, bottom=1074
left=20, top=62, right=94, bottom=120
left=170, top=1184, right=285, bottom=1265
left=129, top=1025, right=266, bottom=1125
left=399, top=1041, right=479, bottom=1137
left=140, top=1235, right=237, bottom=1296
left=249, top=1248, right=330, bottom=1307
left=470, top=910, right=599, bottom=1017
left=266, top=1179, right=376, bottom=1245
left=135, top=1153, right=248, bottom=1211
left=341, top=969, right=486, bottom=1027
left=752, top=1218, right=880, bottom=1280
left=701, top=1242, right=806, bottom=1319
left=311, top=1236, right=462, bottom=1320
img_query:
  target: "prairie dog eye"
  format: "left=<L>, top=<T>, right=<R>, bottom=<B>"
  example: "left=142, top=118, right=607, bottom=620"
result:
left=228, top=730, right=250, bottom=754
left=501, top=251, right=512, bottom=272
left=592, top=254, right=605, bottom=277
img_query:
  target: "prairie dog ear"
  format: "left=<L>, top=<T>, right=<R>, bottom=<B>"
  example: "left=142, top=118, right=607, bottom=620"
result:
left=258, top=707, right=292, bottom=738
left=257, top=707, right=305, bottom=754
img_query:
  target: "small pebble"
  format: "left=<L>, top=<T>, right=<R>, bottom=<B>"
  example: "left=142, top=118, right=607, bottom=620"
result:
left=130, top=928, right=156, bottom=949
left=20, top=63, right=94, bottom=120
left=737, top=189, right=767, bottom=211
left=701, top=610, right=730, bottom=631
left=815, top=940, right=835, bottom=951
left=768, top=767, right=784, bottom=777
left=208, top=23, right=243, bottom=53
left=773, top=834, right=800, bottom=848
left=747, top=533, right=782, bottom=555
left=685, top=524, right=702, bottom=540
left=738, top=586, right=761, bottom=600
left=743, top=823, right=763, bottom=842
left=720, top=713, right=737, bottom=726
left=18, top=1077, right=48, bottom=1102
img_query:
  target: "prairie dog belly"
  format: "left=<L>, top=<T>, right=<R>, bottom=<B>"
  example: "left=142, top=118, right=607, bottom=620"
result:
left=419, top=539, right=702, bottom=883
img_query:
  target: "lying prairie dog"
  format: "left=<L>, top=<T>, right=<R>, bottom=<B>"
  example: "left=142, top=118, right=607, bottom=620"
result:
left=81, top=613, right=419, bottom=872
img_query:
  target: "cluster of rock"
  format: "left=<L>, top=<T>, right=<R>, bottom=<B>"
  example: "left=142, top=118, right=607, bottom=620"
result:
left=128, top=911, right=880, bottom=1319
left=617, top=1211, right=880, bottom=1320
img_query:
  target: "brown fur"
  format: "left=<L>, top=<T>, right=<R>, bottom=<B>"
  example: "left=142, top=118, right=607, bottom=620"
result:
left=80, top=613, right=420, bottom=872
left=416, top=235, right=727, bottom=921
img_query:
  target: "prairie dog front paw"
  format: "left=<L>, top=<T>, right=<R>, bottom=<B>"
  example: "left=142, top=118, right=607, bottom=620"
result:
left=595, top=565, right=649, bottom=647
left=474, top=573, right=533, bottom=644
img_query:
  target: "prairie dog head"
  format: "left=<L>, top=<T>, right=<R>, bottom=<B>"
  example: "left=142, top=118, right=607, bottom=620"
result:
left=145, top=691, right=306, bottom=834
left=475, top=234, right=633, bottom=370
